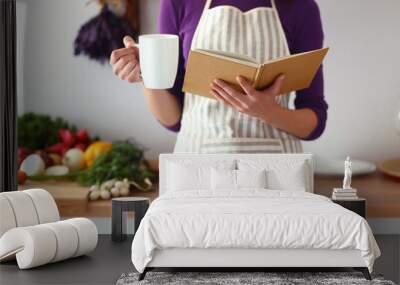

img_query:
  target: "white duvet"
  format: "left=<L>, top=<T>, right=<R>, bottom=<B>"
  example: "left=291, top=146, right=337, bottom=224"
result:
left=131, top=190, right=380, bottom=273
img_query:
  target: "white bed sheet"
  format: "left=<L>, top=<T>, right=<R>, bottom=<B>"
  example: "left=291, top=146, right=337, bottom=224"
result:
left=131, top=190, right=380, bottom=273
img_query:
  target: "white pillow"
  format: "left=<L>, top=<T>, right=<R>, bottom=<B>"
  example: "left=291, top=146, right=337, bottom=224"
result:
left=211, top=168, right=236, bottom=190
left=238, top=159, right=308, bottom=191
left=236, top=169, right=267, bottom=189
left=211, top=169, right=267, bottom=190
left=166, top=160, right=235, bottom=191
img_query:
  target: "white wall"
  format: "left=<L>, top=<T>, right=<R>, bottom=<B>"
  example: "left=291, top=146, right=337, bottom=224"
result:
left=18, top=0, right=175, bottom=159
left=17, top=0, right=400, bottom=161
left=308, top=0, right=400, bottom=162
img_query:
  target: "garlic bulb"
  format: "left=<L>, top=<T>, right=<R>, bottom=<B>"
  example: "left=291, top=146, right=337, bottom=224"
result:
left=120, top=187, right=129, bottom=196
left=110, top=187, right=120, bottom=197
left=89, top=190, right=100, bottom=201
left=100, top=190, right=111, bottom=200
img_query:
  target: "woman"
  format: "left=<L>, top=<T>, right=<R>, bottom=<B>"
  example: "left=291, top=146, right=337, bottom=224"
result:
left=110, top=0, right=328, bottom=153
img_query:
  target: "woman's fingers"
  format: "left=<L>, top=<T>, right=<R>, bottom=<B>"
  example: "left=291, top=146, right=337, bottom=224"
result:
left=213, top=79, right=250, bottom=105
left=211, top=83, right=247, bottom=112
left=123, top=36, right=136, bottom=48
left=110, top=36, right=141, bottom=83
left=112, top=54, right=137, bottom=76
left=237, top=74, right=285, bottom=98
left=236, top=76, right=256, bottom=96
left=119, top=62, right=136, bottom=80
left=211, top=90, right=231, bottom=107
left=264, top=74, right=285, bottom=96
left=110, top=47, right=135, bottom=65
left=126, top=64, right=142, bottom=83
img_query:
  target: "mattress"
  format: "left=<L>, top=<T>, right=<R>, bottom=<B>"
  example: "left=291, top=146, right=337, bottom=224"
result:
left=131, top=190, right=380, bottom=273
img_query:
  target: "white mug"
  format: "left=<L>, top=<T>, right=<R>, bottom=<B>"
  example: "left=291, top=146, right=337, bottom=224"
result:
left=137, top=34, right=179, bottom=89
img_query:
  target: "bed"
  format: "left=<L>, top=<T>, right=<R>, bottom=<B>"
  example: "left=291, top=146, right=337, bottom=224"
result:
left=131, top=154, right=380, bottom=281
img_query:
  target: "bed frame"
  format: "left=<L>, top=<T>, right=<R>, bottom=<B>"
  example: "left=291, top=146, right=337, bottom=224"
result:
left=139, top=154, right=371, bottom=281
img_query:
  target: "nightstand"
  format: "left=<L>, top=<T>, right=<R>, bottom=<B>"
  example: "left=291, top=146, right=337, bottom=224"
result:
left=111, top=197, right=150, bottom=242
left=332, top=198, right=366, bottom=218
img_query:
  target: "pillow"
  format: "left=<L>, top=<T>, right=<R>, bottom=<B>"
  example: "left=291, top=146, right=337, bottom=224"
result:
left=166, top=160, right=235, bottom=192
left=236, top=169, right=267, bottom=189
left=211, top=169, right=267, bottom=190
left=237, top=159, right=308, bottom=191
left=211, top=168, right=236, bottom=190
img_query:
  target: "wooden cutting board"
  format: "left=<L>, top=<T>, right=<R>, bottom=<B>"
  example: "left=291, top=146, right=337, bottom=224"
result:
left=19, top=180, right=90, bottom=216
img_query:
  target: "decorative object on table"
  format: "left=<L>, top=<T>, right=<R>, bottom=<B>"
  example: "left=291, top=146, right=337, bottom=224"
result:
left=112, top=197, right=149, bottom=242
left=83, top=141, right=112, bottom=167
left=89, top=177, right=152, bottom=201
left=18, top=112, right=75, bottom=151
left=0, top=189, right=98, bottom=269
left=89, top=179, right=127, bottom=200
left=332, top=157, right=359, bottom=200
left=116, top=271, right=394, bottom=285
left=378, top=158, right=400, bottom=180
left=314, top=156, right=376, bottom=176
left=78, top=140, right=155, bottom=200
left=332, top=198, right=366, bottom=218
left=17, top=112, right=101, bottom=183
left=17, top=113, right=155, bottom=191
left=343, top=156, right=352, bottom=189
left=74, top=0, right=140, bottom=64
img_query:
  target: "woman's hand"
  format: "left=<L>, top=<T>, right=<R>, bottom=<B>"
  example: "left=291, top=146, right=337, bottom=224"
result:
left=210, top=75, right=285, bottom=123
left=210, top=75, right=318, bottom=139
left=110, top=37, right=181, bottom=126
left=110, top=36, right=141, bottom=83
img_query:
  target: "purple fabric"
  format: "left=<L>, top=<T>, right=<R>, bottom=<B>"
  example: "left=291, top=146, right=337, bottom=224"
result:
left=158, top=0, right=328, bottom=140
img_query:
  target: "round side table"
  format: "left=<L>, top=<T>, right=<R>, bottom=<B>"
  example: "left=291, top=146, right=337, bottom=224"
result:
left=111, top=197, right=150, bottom=242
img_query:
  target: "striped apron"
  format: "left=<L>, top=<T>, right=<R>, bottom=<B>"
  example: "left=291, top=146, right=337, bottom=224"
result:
left=174, top=0, right=302, bottom=154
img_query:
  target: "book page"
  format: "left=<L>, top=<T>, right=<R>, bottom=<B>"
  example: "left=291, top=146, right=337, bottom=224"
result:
left=263, top=47, right=329, bottom=65
left=195, top=49, right=260, bottom=67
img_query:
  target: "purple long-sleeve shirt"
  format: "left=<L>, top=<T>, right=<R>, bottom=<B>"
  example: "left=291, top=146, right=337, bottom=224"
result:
left=158, top=0, right=328, bottom=140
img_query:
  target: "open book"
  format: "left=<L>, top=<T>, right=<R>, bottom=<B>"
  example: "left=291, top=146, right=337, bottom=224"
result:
left=182, top=47, right=329, bottom=99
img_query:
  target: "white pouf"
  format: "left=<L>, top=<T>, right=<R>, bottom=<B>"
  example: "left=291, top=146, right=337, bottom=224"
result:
left=1, top=191, right=39, bottom=227
left=0, top=226, right=57, bottom=269
left=0, top=196, right=17, bottom=237
left=42, top=221, right=79, bottom=262
left=0, top=189, right=98, bottom=269
left=65, top=218, right=98, bottom=257
left=24, top=189, right=60, bottom=223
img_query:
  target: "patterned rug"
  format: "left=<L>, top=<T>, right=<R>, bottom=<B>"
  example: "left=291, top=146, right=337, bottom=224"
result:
left=116, top=271, right=396, bottom=285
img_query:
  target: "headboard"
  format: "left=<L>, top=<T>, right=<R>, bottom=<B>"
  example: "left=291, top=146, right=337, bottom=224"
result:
left=159, top=153, right=314, bottom=195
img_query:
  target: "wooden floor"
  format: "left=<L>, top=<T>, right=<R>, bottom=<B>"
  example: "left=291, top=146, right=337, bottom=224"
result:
left=19, top=171, right=400, bottom=218
left=0, top=235, right=398, bottom=285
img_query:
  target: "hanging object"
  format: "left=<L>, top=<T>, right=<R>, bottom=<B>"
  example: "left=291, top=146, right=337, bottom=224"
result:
left=74, top=0, right=140, bottom=64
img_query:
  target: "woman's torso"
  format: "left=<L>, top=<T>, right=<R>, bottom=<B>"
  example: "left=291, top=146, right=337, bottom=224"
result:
left=174, top=0, right=303, bottom=153
left=159, top=0, right=327, bottom=141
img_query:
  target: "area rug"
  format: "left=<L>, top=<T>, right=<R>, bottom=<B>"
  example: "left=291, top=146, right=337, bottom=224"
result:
left=116, top=272, right=396, bottom=285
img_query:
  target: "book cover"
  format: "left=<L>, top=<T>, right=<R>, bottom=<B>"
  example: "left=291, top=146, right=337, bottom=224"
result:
left=182, top=47, right=329, bottom=99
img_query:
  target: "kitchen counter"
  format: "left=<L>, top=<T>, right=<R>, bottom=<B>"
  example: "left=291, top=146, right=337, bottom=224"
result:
left=19, top=171, right=400, bottom=218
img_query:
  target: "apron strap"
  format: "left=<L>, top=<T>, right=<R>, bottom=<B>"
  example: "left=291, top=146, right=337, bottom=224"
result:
left=200, top=0, right=213, bottom=22
left=271, top=0, right=290, bottom=55
left=192, top=0, right=213, bottom=49
left=204, top=0, right=213, bottom=10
